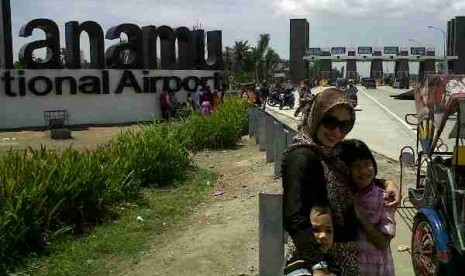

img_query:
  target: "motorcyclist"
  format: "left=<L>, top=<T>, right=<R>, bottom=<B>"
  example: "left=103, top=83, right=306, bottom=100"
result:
left=347, top=82, right=358, bottom=107
left=284, top=80, right=293, bottom=91
left=294, top=83, right=314, bottom=117
left=259, top=81, right=269, bottom=110
left=347, top=82, right=358, bottom=96
left=276, top=81, right=294, bottom=109
left=266, top=81, right=281, bottom=107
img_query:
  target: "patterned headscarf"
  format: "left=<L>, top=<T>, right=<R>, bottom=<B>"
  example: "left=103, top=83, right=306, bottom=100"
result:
left=293, top=88, right=356, bottom=159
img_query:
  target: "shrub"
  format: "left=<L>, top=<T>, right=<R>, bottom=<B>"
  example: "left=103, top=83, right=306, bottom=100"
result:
left=179, top=97, right=250, bottom=150
left=0, top=96, right=250, bottom=267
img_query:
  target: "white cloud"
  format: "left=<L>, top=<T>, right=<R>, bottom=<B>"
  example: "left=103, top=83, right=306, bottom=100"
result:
left=272, top=0, right=465, bottom=19
left=8, top=0, right=465, bottom=62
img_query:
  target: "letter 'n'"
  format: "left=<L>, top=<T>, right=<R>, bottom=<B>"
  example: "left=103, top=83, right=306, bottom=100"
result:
left=65, top=21, right=105, bottom=69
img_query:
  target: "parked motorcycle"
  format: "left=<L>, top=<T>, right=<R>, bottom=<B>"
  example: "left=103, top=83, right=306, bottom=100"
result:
left=267, top=90, right=281, bottom=107
left=279, top=89, right=295, bottom=110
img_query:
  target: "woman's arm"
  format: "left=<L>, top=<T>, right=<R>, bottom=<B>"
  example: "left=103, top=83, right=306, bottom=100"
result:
left=374, top=178, right=401, bottom=208
left=282, top=147, right=328, bottom=265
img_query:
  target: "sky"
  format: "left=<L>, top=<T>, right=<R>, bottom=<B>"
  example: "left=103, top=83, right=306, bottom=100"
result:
left=8, top=0, right=465, bottom=75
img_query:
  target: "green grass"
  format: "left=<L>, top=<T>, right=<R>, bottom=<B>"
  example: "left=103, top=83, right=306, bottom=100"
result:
left=12, top=168, right=216, bottom=276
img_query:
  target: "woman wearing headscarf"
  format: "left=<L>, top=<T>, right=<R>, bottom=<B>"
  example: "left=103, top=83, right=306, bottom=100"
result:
left=282, top=88, right=400, bottom=276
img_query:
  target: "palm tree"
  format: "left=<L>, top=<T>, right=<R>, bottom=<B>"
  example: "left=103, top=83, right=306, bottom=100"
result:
left=264, top=49, right=280, bottom=80
left=250, top=47, right=260, bottom=82
left=223, top=46, right=233, bottom=75
left=253, top=33, right=270, bottom=83
left=228, top=35, right=280, bottom=84
left=232, top=40, right=250, bottom=73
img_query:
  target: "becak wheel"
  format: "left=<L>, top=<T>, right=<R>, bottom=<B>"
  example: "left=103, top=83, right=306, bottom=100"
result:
left=411, top=215, right=448, bottom=276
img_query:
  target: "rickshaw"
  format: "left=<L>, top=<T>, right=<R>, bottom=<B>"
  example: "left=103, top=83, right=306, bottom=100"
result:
left=398, top=75, right=465, bottom=275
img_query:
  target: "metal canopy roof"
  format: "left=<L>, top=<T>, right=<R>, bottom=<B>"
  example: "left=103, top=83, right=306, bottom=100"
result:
left=303, top=55, right=459, bottom=61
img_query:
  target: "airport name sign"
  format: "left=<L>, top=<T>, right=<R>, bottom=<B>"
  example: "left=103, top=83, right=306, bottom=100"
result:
left=0, top=0, right=224, bottom=128
left=0, top=0, right=224, bottom=92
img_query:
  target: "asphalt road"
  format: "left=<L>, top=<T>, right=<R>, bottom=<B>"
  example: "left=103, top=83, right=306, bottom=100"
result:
left=360, top=85, right=457, bottom=153
left=267, top=86, right=418, bottom=160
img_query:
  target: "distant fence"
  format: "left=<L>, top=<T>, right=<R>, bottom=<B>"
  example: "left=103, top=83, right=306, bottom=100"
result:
left=249, top=107, right=297, bottom=276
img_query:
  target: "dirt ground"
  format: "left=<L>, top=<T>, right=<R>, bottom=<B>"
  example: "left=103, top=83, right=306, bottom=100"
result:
left=119, top=136, right=416, bottom=276
left=0, top=125, right=140, bottom=153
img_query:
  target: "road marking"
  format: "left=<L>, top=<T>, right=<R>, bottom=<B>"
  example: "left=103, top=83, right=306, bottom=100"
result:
left=358, top=87, right=416, bottom=134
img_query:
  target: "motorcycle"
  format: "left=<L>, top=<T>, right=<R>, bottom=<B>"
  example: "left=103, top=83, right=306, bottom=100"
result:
left=267, top=90, right=281, bottom=107
left=347, top=86, right=358, bottom=107
left=279, top=89, right=295, bottom=110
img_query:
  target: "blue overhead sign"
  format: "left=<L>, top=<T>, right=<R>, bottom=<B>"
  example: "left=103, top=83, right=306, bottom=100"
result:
left=383, top=47, right=399, bottom=55
left=331, top=47, right=346, bottom=55
left=358, top=47, right=372, bottom=54
left=307, top=48, right=322, bottom=56
left=411, top=47, right=426, bottom=56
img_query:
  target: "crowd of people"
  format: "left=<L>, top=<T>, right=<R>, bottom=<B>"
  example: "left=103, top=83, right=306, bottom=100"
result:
left=241, top=80, right=296, bottom=110
left=159, top=85, right=225, bottom=121
left=281, top=87, right=400, bottom=276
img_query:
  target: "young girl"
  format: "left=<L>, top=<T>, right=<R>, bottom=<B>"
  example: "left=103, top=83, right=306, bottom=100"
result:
left=200, top=87, right=213, bottom=116
left=340, top=139, right=396, bottom=276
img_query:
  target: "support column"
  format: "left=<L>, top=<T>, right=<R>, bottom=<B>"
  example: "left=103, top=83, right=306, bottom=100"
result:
left=370, top=50, right=383, bottom=81
left=395, top=49, right=410, bottom=88
left=454, top=16, right=465, bottom=74
left=419, top=49, right=436, bottom=82
left=346, top=50, right=357, bottom=80
left=320, top=51, right=332, bottom=80
left=289, top=19, right=309, bottom=84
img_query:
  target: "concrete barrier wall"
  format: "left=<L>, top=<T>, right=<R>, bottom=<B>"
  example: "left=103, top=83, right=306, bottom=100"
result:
left=248, top=107, right=297, bottom=179
left=258, top=193, right=284, bottom=276
left=250, top=107, right=299, bottom=276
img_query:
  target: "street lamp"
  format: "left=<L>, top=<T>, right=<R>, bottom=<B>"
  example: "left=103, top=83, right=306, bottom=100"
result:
left=409, top=38, right=422, bottom=47
left=428, top=25, right=448, bottom=74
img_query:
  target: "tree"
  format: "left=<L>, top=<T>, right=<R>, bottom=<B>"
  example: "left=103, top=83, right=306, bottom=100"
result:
left=264, top=49, right=280, bottom=80
left=308, top=60, right=321, bottom=79
left=223, top=46, right=233, bottom=76
left=227, top=34, right=280, bottom=85
left=250, top=33, right=270, bottom=83
left=14, top=60, right=25, bottom=69
left=232, top=40, right=250, bottom=73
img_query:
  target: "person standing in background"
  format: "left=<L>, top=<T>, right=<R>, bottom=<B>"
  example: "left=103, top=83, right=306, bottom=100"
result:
left=159, top=89, right=171, bottom=121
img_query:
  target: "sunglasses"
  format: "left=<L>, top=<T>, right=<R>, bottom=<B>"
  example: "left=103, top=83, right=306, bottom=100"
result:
left=320, top=114, right=353, bottom=133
